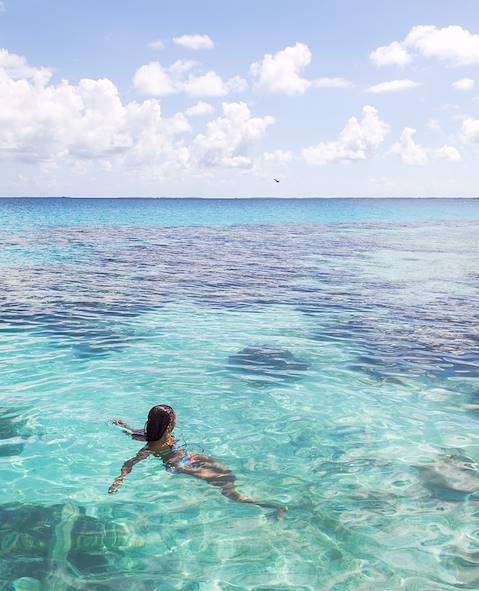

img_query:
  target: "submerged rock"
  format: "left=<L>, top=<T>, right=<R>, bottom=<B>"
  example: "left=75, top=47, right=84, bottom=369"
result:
left=0, top=502, right=141, bottom=586
left=0, top=306, right=154, bottom=359
left=9, top=577, right=41, bottom=591
left=0, top=407, right=26, bottom=457
left=33, top=314, right=127, bottom=358
left=228, top=346, right=309, bottom=384
left=347, top=359, right=407, bottom=386
left=416, top=452, right=479, bottom=502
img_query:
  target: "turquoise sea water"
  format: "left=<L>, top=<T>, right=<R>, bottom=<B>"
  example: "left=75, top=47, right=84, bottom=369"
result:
left=1, top=198, right=478, bottom=590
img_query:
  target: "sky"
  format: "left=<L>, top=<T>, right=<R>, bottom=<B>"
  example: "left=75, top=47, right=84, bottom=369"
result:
left=1, top=0, right=479, bottom=197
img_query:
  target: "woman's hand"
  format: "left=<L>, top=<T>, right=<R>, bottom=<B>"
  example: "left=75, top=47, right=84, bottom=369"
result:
left=108, top=477, right=124, bottom=494
left=112, top=419, right=127, bottom=427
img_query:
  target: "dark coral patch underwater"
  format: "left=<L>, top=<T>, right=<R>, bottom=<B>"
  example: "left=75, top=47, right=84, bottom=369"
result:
left=0, top=502, right=137, bottom=589
left=0, top=408, right=26, bottom=457
left=228, top=346, right=310, bottom=386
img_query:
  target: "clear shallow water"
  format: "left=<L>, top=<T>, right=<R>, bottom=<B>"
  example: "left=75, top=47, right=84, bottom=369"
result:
left=0, top=198, right=478, bottom=590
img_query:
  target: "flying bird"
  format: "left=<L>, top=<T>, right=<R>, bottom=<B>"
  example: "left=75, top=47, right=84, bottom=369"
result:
left=273, top=178, right=280, bottom=183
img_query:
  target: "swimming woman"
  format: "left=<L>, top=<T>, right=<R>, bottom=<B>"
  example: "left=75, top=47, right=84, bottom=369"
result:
left=109, top=404, right=286, bottom=517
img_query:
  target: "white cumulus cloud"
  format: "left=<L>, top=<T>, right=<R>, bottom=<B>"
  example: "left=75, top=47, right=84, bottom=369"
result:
left=462, top=117, right=479, bottom=143
left=302, top=105, right=390, bottom=165
left=452, top=77, right=474, bottom=91
left=250, top=43, right=352, bottom=95
left=183, top=71, right=247, bottom=97
left=0, top=49, right=194, bottom=170
left=371, top=25, right=479, bottom=67
left=191, top=102, right=274, bottom=169
left=370, top=41, right=413, bottom=67
left=0, top=48, right=52, bottom=84
left=391, top=128, right=429, bottom=165
left=405, top=25, right=479, bottom=66
left=436, top=145, right=461, bottom=161
left=133, top=62, right=177, bottom=96
left=392, top=128, right=461, bottom=165
left=0, top=48, right=276, bottom=179
left=250, top=43, right=313, bottom=95
left=173, top=34, right=214, bottom=50
left=133, top=60, right=247, bottom=98
left=186, top=101, right=214, bottom=117
left=366, top=79, right=420, bottom=93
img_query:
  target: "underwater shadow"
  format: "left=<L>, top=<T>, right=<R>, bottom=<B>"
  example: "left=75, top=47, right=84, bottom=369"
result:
left=227, top=346, right=310, bottom=387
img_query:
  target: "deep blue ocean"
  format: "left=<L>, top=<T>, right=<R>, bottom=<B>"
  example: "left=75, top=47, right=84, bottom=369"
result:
left=1, top=198, right=478, bottom=590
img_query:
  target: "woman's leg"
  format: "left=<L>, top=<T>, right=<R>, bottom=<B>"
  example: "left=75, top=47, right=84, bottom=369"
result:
left=216, top=475, right=287, bottom=515
left=181, top=465, right=287, bottom=516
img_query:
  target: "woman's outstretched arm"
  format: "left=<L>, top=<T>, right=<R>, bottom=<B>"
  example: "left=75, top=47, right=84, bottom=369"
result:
left=108, top=448, right=152, bottom=494
left=112, top=419, right=136, bottom=432
left=112, top=419, right=146, bottom=440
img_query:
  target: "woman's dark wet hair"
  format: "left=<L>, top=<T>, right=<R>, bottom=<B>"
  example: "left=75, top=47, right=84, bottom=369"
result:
left=144, top=405, right=175, bottom=442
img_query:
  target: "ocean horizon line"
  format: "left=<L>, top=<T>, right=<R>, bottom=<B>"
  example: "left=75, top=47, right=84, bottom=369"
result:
left=1, top=196, right=479, bottom=200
